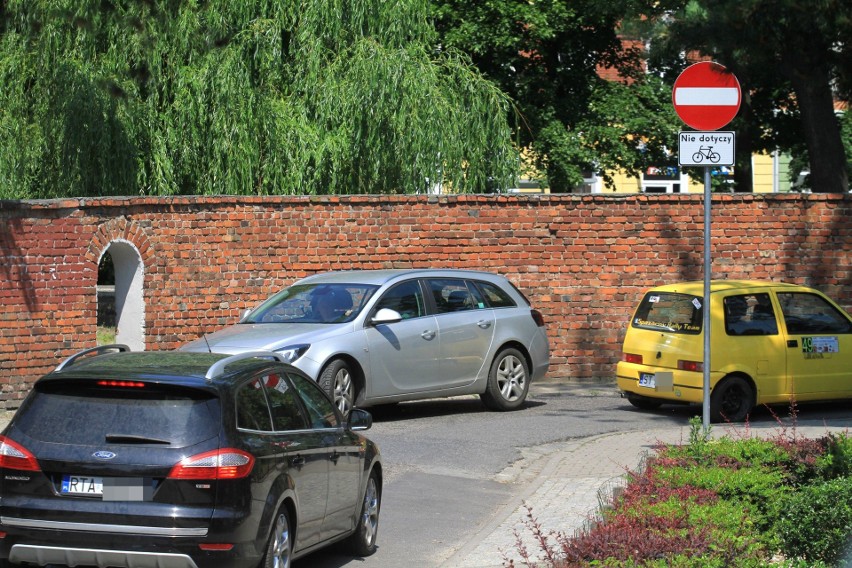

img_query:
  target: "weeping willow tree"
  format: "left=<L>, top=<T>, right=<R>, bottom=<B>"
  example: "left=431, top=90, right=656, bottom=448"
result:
left=0, top=0, right=518, bottom=198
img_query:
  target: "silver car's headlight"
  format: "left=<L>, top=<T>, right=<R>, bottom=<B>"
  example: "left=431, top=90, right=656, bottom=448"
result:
left=276, top=344, right=310, bottom=363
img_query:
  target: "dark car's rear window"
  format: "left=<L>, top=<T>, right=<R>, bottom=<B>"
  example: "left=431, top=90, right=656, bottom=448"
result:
left=15, top=381, right=219, bottom=447
left=631, top=292, right=703, bottom=335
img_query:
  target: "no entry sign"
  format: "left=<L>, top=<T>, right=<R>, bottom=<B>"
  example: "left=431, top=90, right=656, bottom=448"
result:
left=671, top=62, right=741, bottom=431
left=673, top=62, right=741, bottom=131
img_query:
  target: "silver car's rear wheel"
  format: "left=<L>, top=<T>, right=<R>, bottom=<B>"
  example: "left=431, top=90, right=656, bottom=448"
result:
left=319, top=359, right=356, bottom=417
left=261, top=509, right=291, bottom=568
left=480, top=348, right=530, bottom=411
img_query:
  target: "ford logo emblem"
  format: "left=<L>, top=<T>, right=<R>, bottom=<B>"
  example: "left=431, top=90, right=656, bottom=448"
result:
left=93, top=451, right=116, bottom=460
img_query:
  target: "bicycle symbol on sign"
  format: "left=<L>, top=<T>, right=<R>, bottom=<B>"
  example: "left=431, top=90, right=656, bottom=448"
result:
left=692, top=145, right=721, bottom=164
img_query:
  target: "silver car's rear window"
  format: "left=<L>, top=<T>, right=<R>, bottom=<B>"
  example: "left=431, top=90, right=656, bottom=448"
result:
left=631, top=292, right=703, bottom=335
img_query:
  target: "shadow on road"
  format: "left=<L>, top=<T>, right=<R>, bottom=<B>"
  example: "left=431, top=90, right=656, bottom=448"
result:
left=365, top=396, right=546, bottom=422
left=365, top=398, right=486, bottom=422
left=619, top=397, right=852, bottom=428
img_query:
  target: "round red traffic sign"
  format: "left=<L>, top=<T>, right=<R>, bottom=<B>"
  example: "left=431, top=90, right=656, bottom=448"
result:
left=672, top=62, right=741, bottom=131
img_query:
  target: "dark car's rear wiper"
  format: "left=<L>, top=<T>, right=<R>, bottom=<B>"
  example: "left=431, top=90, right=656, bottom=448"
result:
left=105, top=434, right=172, bottom=445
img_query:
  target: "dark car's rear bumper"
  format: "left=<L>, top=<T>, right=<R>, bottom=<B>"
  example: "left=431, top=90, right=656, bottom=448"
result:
left=0, top=516, right=264, bottom=568
left=9, top=543, right=200, bottom=568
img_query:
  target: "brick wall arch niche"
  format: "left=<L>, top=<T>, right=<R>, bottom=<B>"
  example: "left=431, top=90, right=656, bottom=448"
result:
left=98, top=240, right=145, bottom=350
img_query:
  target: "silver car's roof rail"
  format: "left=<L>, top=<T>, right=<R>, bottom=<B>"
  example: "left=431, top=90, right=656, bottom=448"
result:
left=205, top=351, right=287, bottom=381
left=55, top=344, right=131, bottom=372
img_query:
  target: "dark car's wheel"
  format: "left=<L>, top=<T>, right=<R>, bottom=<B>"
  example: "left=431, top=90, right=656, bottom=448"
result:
left=347, top=469, right=381, bottom=557
left=261, top=509, right=292, bottom=568
left=480, top=348, right=530, bottom=411
left=319, top=359, right=356, bottom=418
left=626, top=393, right=663, bottom=410
left=710, top=376, right=755, bottom=423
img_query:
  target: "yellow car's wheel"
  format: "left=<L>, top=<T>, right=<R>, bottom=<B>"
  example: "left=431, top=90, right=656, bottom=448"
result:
left=710, top=376, right=755, bottom=423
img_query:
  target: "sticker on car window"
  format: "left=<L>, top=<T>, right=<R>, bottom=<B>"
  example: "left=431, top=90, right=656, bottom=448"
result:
left=649, top=295, right=660, bottom=303
left=692, top=298, right=702, bottom=310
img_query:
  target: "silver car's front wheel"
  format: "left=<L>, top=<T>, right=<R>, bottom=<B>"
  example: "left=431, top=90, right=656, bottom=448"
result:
left=480, top=348, right=530, bottom=411
left=319, top=359, right=356, bottom=417
left=262, top=510, right=292, bottom=568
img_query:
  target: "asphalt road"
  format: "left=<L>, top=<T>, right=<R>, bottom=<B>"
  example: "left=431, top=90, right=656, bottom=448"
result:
left=1, top=381, right=846, bottom=568
left=297, top=381, right=852, bottom=568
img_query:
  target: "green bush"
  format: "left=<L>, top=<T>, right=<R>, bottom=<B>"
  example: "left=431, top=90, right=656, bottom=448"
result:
left=816, top=433, right=852, bottom=480
left=518, top=428, right=852, bottom=567
left=652, top=463, right=788, bottom=534
left=773, top=477, right=852, bottom=565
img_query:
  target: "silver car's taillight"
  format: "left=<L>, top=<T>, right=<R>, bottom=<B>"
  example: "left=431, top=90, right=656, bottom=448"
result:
left=530, top=309, right=545, bottom=327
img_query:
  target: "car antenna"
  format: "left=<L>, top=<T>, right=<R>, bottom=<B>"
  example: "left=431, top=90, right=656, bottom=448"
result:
left=203, top=333, right=213, bottom=354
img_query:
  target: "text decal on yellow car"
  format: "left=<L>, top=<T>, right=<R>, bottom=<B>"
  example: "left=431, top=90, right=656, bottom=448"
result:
left=802, top=336, right=839, bottom=358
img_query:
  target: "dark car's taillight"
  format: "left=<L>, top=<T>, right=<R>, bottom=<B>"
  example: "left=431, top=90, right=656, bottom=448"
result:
left=96, top=379, right=146, bottom=388
left=168, top=448, right=255, bottom=480
left=531, top=309, right=545, bottom=327
left=0, top=436, right=41, bottom=472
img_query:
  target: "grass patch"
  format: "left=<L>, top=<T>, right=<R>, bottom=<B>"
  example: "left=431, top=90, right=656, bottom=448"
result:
left=97, top=326, right=116, bottom=345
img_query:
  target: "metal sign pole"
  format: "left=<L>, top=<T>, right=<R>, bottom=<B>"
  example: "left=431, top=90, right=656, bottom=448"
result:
left=702, top=166, right=712, bottom=431
left=672, top=62, right=740, bottom=432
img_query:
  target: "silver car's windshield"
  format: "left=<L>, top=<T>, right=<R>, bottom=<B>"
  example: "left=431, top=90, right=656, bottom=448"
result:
left=244, top=283, right=379, bottom=324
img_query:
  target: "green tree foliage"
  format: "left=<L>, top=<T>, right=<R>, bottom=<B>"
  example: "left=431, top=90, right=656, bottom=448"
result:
left=0, top=0, right=518, bottom=198
left=648, top=0, right=851, bottom=193
left=430, top=0, right=680, bottom=192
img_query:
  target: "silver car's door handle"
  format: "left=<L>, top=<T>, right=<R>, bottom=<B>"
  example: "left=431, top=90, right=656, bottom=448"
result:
left=477, top=320, right=492, bottom=329
left=421, top=330, right=436, bottom=340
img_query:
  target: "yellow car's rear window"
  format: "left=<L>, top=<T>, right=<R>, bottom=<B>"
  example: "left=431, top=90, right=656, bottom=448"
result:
left=632, top=292, right=702, bottom=334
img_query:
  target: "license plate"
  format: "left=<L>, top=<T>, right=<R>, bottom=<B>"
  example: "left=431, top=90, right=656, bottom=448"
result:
left=61, top=476, right=152, bottom=501
left=61, top=475, right=103, bottom=496
left=638, top=373, right=656, bottom=388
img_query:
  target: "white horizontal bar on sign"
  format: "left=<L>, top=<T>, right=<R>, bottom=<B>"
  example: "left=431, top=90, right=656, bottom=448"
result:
left=674, top=87, right=739, bottom=106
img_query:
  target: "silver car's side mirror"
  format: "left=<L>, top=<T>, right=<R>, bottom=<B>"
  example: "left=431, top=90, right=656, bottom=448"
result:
left=240, top=308, right=252, bottom=322
left=371, top=308, right=403, bottom=325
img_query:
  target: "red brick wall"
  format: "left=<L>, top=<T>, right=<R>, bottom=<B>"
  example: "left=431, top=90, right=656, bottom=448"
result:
left=2, top=193, right=851, bottom=408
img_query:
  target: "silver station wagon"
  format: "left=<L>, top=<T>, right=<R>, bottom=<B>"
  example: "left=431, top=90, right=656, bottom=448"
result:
left=182, top=269, right=550, bottom=416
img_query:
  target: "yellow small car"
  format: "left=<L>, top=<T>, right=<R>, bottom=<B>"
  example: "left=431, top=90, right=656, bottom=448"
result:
left=616, top=280, right=852, bottom=422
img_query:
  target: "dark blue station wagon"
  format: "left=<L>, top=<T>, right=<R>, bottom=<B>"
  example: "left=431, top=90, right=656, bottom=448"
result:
left=0, top=346, right=382, bottom=568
